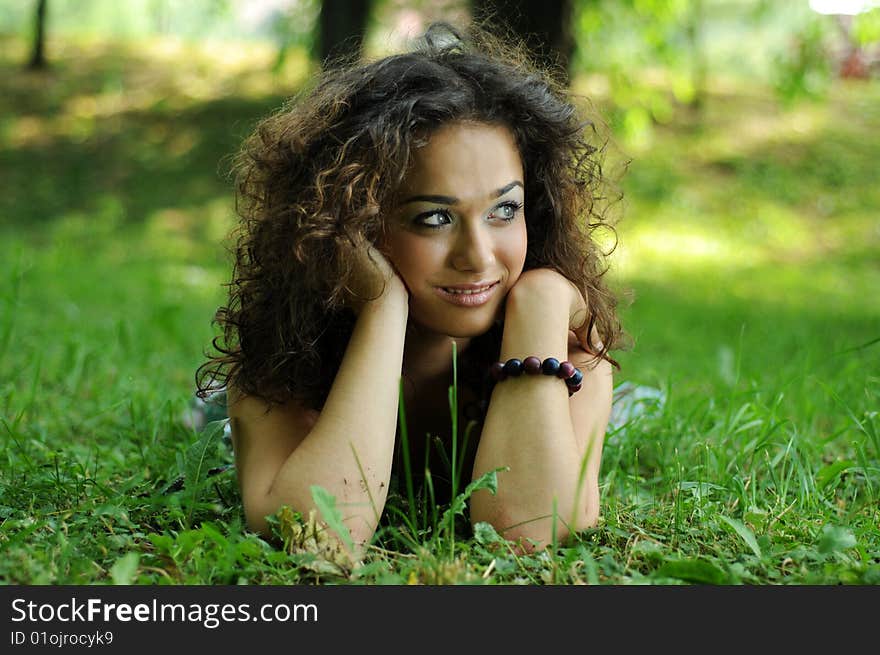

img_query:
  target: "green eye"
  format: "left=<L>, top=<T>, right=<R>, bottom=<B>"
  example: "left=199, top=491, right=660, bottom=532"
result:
left=415, top=208, right=452, bottom=228
left=491, top=201, right=524, bottom=221
left=413, top=200, right=522, bottom=229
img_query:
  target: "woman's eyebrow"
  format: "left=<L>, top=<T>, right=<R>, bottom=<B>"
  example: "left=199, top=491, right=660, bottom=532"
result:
left=401, top=180, right=523, bottom=205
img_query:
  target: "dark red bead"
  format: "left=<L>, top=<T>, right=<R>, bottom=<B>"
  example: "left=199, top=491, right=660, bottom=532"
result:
left=565, top=368, right=584, bottom=387
left=568, top=383, right=583, bottom=395
left=523, top=356, right=542, bottom=374
left=489, top=361, right=506, bottom=381
left=558, top=361, right=576, bottom=379
left=503, top=358, right=524, bottom=377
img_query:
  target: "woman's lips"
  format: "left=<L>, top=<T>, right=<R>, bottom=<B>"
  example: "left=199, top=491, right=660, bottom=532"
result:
left=434, top=281, right=500, bottom=307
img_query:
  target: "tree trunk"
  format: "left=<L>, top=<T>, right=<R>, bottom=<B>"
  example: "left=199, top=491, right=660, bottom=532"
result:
left=318, top=0, right=371, bottom=67
left=686, top=0, right=708, bottom=111
left=28, top=0, right=48, bottom=70
left=472, top=0, right=574, bottom=83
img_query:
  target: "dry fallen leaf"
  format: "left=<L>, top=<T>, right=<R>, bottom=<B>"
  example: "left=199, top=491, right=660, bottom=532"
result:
left=276, top=506, right=353, bottom=575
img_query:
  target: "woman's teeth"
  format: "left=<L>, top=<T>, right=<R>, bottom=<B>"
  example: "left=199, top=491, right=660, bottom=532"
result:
left=442, top=285, right=493, bottom=295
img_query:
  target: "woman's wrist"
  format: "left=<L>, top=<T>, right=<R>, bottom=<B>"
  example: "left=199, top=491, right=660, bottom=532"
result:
left=379, top=276, right=409, bottom=307
left=502, top=276, right=570, bottom=360
left=508, top=268, right=587, bottom=337
left=360, top=276, right=409, bottom=317
left=506, top=270, right=572, bottom=324
left=489, top=356, right=585, bottom=395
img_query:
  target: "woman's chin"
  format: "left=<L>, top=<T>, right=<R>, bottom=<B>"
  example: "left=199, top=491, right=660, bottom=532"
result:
left=406, top=294, right=506, bottom=339
left=408, top=313, right=497, bottom=340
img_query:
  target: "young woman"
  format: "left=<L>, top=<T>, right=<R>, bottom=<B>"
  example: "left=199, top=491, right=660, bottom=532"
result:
left=197, top=21, right=624, bottom=554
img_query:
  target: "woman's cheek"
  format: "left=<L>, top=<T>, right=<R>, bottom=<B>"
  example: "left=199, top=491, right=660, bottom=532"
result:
left=505, top=221, right=528, bottom=281
left=386, top=233, right=439, bottom=288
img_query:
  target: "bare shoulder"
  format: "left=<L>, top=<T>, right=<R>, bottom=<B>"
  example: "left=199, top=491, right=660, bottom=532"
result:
left=228, top=385, right=319, bottom=431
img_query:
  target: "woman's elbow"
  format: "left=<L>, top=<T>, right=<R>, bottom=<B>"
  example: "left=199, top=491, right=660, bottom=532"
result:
left=471, top=499, right=601, bottom=553
left=242, top=497, right=275, bottom=538
left=243, top=496, right=376, bottom=554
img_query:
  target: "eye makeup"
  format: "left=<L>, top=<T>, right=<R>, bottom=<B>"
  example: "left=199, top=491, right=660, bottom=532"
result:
left=412, top=199, right=524, bottom=229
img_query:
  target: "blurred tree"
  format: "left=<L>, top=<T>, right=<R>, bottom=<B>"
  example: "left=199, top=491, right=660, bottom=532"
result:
left=472, top=0, right=578, bottom=83
left=684, top=0, right=707, bottom=111
left=149, top=0, right=170, bottom=34
left=284, top=0, right=581, bottom=82
left=27, top=0, right=48, bottom=70
left=574, top=0, right=722, bottom=144
left=319, top=0, right=371, bottom=65
left=772, top=11, right=833, bottom=103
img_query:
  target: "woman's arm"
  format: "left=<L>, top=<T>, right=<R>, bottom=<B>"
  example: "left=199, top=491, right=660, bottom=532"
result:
left=229, top=249, right=409, bottom=550
left=470, top=268, right=613, bottom=551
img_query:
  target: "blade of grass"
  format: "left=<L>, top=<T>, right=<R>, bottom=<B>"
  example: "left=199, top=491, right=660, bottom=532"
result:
left=183, top=418, right=226, bottom=528
left=448, top=339, right=458, bottom=502
left=397, top=379, right=418, bottom=530
left=349, top=442, right=380, bottom=526
left=310, top=484, right=355, bottom=554
left=719, top=514, right=762, bottom=558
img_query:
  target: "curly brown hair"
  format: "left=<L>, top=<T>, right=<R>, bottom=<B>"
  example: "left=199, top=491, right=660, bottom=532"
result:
left=196, top=20, right=625, bottom=410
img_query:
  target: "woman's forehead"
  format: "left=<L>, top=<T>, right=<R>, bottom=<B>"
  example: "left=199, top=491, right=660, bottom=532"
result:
left=401, top=122, right=523, bottom=199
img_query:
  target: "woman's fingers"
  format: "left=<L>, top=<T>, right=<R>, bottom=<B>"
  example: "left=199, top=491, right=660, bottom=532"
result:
left=340, top=235, right=406, bottom=313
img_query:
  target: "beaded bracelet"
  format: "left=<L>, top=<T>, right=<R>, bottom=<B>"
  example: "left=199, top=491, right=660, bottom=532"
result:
left=488, top=356, right=584, bottom=396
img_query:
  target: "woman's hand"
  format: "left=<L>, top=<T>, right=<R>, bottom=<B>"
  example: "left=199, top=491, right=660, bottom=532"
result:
left=509, top=268, right=589, bottom=350
left=340, top=235, right=408, bottom=315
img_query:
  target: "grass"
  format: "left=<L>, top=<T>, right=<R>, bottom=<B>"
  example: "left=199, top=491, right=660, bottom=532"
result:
left=1, top=35, right=878, bottom=585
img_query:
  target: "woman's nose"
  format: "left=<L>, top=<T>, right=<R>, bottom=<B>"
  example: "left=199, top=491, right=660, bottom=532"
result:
left=451, top=222, right=495, bottom=272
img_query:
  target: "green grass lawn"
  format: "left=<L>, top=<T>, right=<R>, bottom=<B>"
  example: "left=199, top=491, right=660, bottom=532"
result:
left=1, top=36, right=878, bottom=584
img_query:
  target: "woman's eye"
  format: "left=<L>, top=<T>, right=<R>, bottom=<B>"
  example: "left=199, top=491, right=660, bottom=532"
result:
left=413, top=201, right=522, bottom=228
left=491, top=201, right=523, bottom=221
left=415, top=209, right=452, bottom=228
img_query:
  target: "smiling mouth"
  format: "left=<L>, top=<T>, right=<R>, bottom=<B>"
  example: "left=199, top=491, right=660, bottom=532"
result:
left=434, top=281, right=500, bottom=307
left=439, top=282, right=498, bottom=295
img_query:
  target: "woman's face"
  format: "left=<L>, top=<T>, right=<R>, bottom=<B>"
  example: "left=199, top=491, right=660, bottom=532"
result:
left=382, top=121, right=528, bottom=338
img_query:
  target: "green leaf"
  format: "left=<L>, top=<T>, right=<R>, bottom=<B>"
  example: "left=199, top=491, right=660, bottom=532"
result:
left=110, top=552, right=140, bottom=585
left=175, top=530, right=206, bottom=557
left=147, top=533, right=174, bottom=555
left=183, top=418, right=227, bottom=527
left=439, top=467, right=503, bottom=532
left=815, top=460, right=854, bottom=491
left=863, top=565, right=880, bottom=585
left=719, top=515, right=763, bottom=558
left=310, top=485, right=355, bottom=553
left=198, top=521, right=228, bottom=547
left=630, top=539, right=665, bottom=561
left=473, top=521, right=504, bottom=546
left=817, top=525, right=857, bottom=555
left=679, top=481, right=726, bottom=498
left=654, top=559, right=729, bottom=585
left=743, top=506, right=768, bottom=531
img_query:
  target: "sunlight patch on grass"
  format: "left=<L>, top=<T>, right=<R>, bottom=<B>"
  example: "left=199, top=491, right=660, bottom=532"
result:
left=1, top=35, right=312, bottom=150
left=614, top=233, right=879, bottom=318
left=143, top=198, right=236, bottom=261
left=701, top=101, right=829, bottom=162
left=50, top=197, right=126, bottom=240
left=618, top=225, right=756, bottom=268
left=611, top=199, right=879, bottom=321
left=159, top=264, right=225, bottom=300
